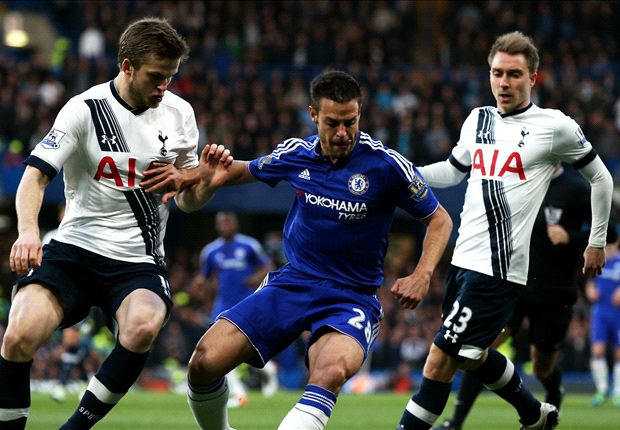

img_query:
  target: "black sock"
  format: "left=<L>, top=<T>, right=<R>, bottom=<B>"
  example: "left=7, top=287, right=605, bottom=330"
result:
left=398, top=377, right=452, bottom=430
left=541, top=366, right=563, bottom=409
left=60, top=342, right=148, bottom=429
left=470, top=349, right=540, bottom=425
left=451, top=371, right=484, bottom=427
left=0, top=356, right=32, bottom=430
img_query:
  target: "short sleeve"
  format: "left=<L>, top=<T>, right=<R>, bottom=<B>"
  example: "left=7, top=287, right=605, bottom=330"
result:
left=29, top=97, right=86, bottom=174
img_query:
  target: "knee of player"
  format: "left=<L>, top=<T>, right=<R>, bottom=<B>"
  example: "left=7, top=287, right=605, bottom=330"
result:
left=120, top=319, right=163, bottom=350
left=309, top=362, right=350, bottom=391
left=2, top=328, right=41, bottom=361
left=187, top=346, right=218, bottom=381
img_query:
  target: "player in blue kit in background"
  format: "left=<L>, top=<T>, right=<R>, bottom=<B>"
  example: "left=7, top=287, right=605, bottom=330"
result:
left=196, top=211, right=277, bottom=406
left=177, top=70, right=453, bottom=430
left=586, top=227, right=620, bottom=407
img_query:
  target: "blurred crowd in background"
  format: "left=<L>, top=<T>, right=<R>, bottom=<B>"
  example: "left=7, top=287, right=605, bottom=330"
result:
left=0, top=0, right=619, bottom=392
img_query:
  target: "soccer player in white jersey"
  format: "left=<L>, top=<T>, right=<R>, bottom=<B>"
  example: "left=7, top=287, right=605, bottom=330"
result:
left=1, top=17, right=230, bottom=430
left=163, top=70, right=453, bottom=430
left=397, top=31, right=614, bottom=430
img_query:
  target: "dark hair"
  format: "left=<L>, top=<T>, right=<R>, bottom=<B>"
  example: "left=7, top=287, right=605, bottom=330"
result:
left=309, top=70, right=362, bottom=110
left=488, top=31, right=539, bottom=74
left=117, top=17, right=190, bottom=69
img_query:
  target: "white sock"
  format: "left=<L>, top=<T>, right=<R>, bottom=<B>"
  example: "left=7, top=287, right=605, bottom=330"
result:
left=591, top=357, right=609, bottom=394
left=277, top=385, right=336, bottom=430
left=187, top=378, right=231, bottom=430
left=278, top=404, right=329, bottom=430
left=613, top=361, right=620, bottom=396
left=226, top=368, right=247, bottom=399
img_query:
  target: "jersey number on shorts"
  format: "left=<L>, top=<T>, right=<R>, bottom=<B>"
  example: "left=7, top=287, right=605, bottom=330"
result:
left=348, top=307, right=372, bottom=344
left=443, top=300, right=472, bottom=343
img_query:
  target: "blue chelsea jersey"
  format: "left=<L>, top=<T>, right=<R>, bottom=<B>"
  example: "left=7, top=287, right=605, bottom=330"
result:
left=593, top=253, right=620, bottom=314
left=248, top=131, right=439, bottom=290
left=199, top=233, right=270, bottom=320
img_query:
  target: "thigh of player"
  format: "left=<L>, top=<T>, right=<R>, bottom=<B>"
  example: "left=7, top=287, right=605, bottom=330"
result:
left=434, top=266, right=525, bottom=361
left=527, top=299, right=573, bottom=353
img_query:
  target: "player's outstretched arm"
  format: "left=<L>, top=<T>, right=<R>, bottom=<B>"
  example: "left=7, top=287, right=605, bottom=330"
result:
left=10, top=166, right=50, bottom=275
left=391, top=204, right=452, bottom=309
left=175, top=144, right=253, bottom=212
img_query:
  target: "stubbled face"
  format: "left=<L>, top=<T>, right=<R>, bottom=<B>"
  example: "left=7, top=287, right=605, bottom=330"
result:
left=490, top=51, right=536, bottom=113
left=310, top=98, right=360, bottom=163
left=125, top=55, right=180, bottom=109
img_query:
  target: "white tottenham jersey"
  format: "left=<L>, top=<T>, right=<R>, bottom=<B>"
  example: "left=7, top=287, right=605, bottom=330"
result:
left=432, top=104, right=596, bottom=285
left=27, top=81, right=199, bottom=266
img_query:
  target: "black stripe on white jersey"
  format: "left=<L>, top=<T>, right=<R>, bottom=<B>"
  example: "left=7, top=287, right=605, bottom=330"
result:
left=124, top=189, right=164, bottom=266
left=475, top=107, right=495, bottom=145
left=481, top=179, right=513, bottom=278
left=85, top=99, right=130, bottom=152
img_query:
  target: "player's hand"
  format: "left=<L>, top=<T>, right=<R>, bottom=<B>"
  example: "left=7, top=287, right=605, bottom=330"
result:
left=10, top=231, right=43, bottom=276
left=198, top=143, right=233, bottom=189
left=547, top=224, right=569, bottom=245
left=582, top=245, right=605, bottom=277
left=141, top=162, right=184, bottom=203
left=390, top=270, right=432, bottom=310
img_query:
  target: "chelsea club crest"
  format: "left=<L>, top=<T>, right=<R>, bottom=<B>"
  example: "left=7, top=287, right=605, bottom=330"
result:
left=348, top=173, right=369, bottom=195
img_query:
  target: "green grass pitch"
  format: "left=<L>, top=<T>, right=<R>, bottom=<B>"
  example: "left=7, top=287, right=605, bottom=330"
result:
left=28, top=390, right=619, bottom=429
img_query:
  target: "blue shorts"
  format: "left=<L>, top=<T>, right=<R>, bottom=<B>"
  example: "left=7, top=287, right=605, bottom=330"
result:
left=15, top=240, right=173, bottom=328
left=590, top=307, right=620, bottom=347
left=434, top=265, right=524, bottom=361
left=219, top=265, right=383, bottom=367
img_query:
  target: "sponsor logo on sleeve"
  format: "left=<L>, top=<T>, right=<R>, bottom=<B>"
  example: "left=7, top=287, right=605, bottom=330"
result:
left=40, top=128, right=66, bottom=149
left=575, top=127, right=587, bottom=147
left=258, top=155, right=273, bottom=170
left=408, top=174, right=429, bottom=201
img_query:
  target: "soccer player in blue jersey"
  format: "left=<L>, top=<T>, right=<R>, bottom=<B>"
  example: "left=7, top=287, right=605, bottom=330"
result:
left=179, top=70, right=453, bottom=430
left=396, top=31, right=614, bottom=430
left=196, top=211, right=277, bottom=406
left=1, top=17, right=231, bottom=430
left=586, top=227, right=620, bottom=407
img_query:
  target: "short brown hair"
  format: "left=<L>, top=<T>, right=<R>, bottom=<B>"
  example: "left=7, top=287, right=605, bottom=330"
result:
left=310, top=70, right=362, bottom=111
left=117, top=17, right=190, bottom=69
left=488, top=31, right=539, bottom=74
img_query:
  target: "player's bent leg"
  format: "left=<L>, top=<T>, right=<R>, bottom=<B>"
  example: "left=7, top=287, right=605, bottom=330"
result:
left=187, top=319, right=256, bottom=430
left=115, top=289, right=168, bottom=352
left=469, top=348, right=557, bottom=429
left=278, top=331, right=364, bottom=430
left=398, top=344, right=459, bottom=430
left=2, top=284, right=64, bottom=361
left=60, top=290, right=167, bottom=430
left=0, top=284, right=63, bottom=430
left=530, top=348, right=564, bottom=410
